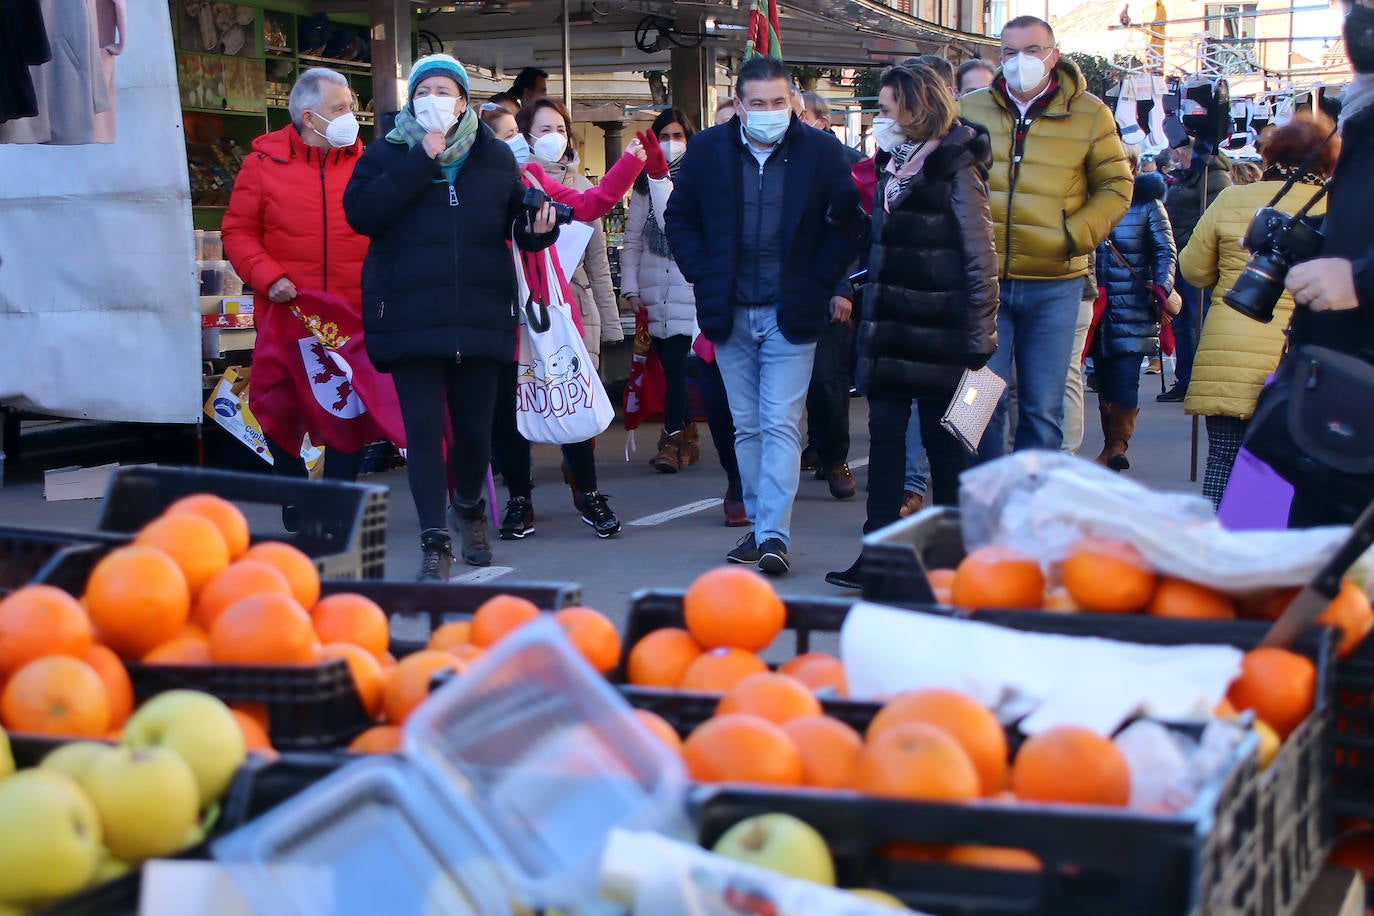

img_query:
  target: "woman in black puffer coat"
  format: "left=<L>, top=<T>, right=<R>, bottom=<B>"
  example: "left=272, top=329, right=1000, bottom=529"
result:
left=826, top=63, right=998, bottom=590
left=1093, top=155, right=1177, bottom=471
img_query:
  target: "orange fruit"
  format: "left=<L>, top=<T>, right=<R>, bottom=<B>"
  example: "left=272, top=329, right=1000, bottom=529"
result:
left=1147, top=578, right=1237, bottom=620
left=1316, top=580, right=1374, bottom=660
left=231, top=708, right=274, bottom=752
left=679, top=647, right=768, bottom=693
left=1061, top=538, right=1156, bottom=614
left=626, top=628, right=702, bottom=688
left=634, top=709, right=683, bottom=752
left=683, top=567, right=785, bottom=651
left=143, top=636, right=212, bottom=665
left=1226, top=647, right=1316, bottom=739
left=179, top=622, right=209, bottom=641
left=0, top=584, right=93, bottom=678
left=927, top=568, right=957, bottom=591
left=469, top=595, right=541, bottom=647
left=427, top=620, right=473, bottom=651
left=381, top=652, right=398, bottom=669
left=716, top=672, right=823, bottom=725
left=349, top=724, right=403, bottom=754
left=778, top=653, right=848, bottom=698
left=82, top=644, right=133, bottom=729
left=1238, top=587, right=1300, bottom=621
left=383, top=650, right=465, bottom=725
left=448, top=644, right=485, bottom=664
left=1043, top=587, right=1080, bottom=612
left=1, top=656, right=110, bottom=737
left=135, top=513, right=231, bottom=596
left=1011, top=725, right=1131, bottom=807
left=854, top=722, right=980, bottom=802
left=209, top=593, right=319, bottom=665
left=951, top=546, right=1045, bottom=610
left=554, top=607, right=621, bottom=674
left=84, top=546, right=190, bottom=660
left=867, top=689, right=1008, bottom=796
left=1327, top=828, right=1374, bottom=881
left=232, top=702, right=270, bottom=734
left=312, top=593, right=390, bottom=661
left=242, top=542, right=320, bottom=610
left=681, top=713, right=802, bottom=785
left=781, top=715, right=863, bottom=789
left=194, top=560, right=293, bottom=631
left=946, top=846, right=1042, bottom=871
left=320, top=642, right=385, bottom=718
left=166, top=494, right=251, bottom=559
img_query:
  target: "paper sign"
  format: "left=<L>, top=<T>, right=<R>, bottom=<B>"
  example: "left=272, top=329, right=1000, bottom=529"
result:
left=554, top=220, right=596, bottom=273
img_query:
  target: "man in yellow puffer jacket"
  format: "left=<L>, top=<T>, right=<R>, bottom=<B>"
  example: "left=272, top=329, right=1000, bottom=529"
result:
left=959, top=16, right=1133, bottom=457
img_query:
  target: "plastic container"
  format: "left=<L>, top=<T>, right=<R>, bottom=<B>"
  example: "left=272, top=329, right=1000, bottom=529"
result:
left=0, top=525, right=116, bottom=597
left=96, top=465, right=388, bottom=580
left=858, top=505, right=965, bottom=605
left=201, top=229, right=223, bottom=260
left=199, top=260, right=228, bottom=296
left=1332, top=636, right=1374, bottom=819
left=213, top=618, right=693, bottom=915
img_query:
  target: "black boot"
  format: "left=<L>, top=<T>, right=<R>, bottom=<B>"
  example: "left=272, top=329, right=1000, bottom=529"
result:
left=825, top=557, right=863, bottom=590
left=449, top=500, right=493, bottom=567
left=418, top=529, right=454, bottom=582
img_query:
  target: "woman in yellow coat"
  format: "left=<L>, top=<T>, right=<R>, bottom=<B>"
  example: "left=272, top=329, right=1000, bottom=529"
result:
left=1179, top=115, right=1338, bottom=507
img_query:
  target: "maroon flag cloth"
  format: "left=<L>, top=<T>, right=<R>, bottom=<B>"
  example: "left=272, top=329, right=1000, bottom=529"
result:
left=249, top=288, right=406, bottom=454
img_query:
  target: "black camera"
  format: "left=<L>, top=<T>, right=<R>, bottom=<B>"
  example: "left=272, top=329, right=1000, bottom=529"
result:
left=1224, top=207, right=1326, bottom=323
left=521, top=186, right=574, bottom=226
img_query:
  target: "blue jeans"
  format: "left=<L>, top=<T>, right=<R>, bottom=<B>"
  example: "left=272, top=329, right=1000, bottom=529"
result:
left=1172, top=272, right=1207, bottom=387
left=978, top=278, right=1084, bottom=459
left=904, top=402, right=930, bottom=495
left=715, top=306, right=817, bottom=547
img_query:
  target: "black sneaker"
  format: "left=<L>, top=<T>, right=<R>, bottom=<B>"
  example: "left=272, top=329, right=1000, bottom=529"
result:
left=1157, top=383, right=1187, bottom=403
left=800, top=446, right=821, bottom=472
left=418, top=529, right=454, bottom=582
left=825, top=558, right=862, bottom=589
left=579, top=491, right=621, bottom=538
left=726, top=531, right=759, bottom=564
left=499, top=496, right=536, bottom=540
left=757, top=538, right=789, bottom=576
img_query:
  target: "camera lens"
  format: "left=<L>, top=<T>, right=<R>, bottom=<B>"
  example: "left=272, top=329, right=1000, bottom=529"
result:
left=1224, top=253, right=1287, bottom=323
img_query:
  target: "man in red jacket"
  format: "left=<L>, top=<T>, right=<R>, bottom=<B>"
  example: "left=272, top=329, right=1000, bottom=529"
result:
left=223, top=67, right=376, bottom=483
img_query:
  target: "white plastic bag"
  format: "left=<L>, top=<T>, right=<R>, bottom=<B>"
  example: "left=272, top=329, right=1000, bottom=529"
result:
left=513, top=246, right=614, bottom=445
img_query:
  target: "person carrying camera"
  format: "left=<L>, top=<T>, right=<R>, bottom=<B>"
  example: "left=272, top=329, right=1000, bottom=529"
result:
left=1177, top=114, right=1338, bottom=509
left=1282, top=1, right=1374, bottom=526
left=343, top=54, right=559, bottom=580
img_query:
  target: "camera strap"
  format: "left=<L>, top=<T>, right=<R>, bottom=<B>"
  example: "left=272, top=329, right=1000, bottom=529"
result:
left=1262, top=124, right=1339, bottom=214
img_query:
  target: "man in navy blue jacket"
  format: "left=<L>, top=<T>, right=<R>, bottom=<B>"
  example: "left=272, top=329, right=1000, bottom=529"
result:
left=666, top=56, right=859, bottom=576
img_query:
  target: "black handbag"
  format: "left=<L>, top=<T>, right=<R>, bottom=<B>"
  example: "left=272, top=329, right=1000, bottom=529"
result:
left=1245, top=344, right=1374, bottom=503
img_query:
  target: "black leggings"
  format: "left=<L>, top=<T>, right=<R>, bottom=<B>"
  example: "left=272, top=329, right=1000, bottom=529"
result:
left=651, top=334, right=692, bottom=434
left=389, top=358, right=501, bottom=532
left=492, top=362, right=598, bottom=502
left=866, top=395, right=967, bottom=533
left=266, top=438, right=363, bottom=482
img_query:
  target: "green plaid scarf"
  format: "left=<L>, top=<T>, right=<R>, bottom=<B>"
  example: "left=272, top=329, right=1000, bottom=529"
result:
left=387, top=105, right=479, bottom=183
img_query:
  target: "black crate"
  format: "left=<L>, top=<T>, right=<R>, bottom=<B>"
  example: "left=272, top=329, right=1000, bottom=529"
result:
left=620, top=684, right=882, bottom=736
left=123, top=658, right=371, bottom=752
left=1332, top=637, right=1374, bottom=821
left=218, top=750, right=350, bottom=832
left=0, top=527, right=114, bottom=597
left=859, top=505, right=965, bottom=606
left=95, top=465, right=388, bottom=580
left=318, top=578, right=582, bottom=658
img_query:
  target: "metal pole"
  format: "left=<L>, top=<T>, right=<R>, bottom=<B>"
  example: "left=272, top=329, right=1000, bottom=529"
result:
left=561, top=0, right=573, bottom=112
left=1190, top=161, right=1209, bottom=484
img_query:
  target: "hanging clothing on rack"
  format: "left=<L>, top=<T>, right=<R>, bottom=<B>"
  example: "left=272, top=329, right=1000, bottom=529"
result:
left=0, top=0, right=51, bottom=123
left=91, top=0, right=126, bottom=143
left=0, top=0, right=111, bottom=145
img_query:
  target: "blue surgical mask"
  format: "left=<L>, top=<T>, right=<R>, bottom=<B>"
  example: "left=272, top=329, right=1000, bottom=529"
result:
left=505, top=132, right=530, bottom=167
left=742, top=108, right=791, bottom=145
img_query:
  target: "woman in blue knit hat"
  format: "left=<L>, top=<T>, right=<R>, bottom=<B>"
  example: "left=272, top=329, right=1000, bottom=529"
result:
left=344, top=54, right=559, bottom=580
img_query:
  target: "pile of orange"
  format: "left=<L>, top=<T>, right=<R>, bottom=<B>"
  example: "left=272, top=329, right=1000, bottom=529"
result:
left=932, top=539, right=1373, bottom=660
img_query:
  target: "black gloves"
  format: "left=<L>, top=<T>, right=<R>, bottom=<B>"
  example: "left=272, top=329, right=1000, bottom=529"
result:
left=963, top=352, right=992, bottom=371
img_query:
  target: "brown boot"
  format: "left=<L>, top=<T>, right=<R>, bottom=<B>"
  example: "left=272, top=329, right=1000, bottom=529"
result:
left=1095, top=401, right=1113, bottom=466
left=1105, top=407, right=1138, bottom=471
left=678, top=422, right=701, bottom=468
left=650, top=429, right=682, bottom=473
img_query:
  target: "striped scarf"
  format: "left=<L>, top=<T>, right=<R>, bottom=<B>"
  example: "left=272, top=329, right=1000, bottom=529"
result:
left=387, top=105, right=479, bottom=183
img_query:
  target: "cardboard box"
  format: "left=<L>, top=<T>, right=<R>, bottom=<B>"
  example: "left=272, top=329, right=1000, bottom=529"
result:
left=44, top=463, right=119, bottom=501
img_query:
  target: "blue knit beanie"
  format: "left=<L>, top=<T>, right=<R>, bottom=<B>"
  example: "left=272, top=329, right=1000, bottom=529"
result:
left=408, top=54, right=469, bottom=100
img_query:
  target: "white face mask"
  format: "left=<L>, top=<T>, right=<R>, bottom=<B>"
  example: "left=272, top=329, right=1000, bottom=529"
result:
left=505, top=133, right=531, bottom=167
left=413, top=95, right=459, bottom=134
left=310, top=110, right=359, bottom=148
left=1002, top=51, right=1051, bottom=96
left=532, top=132, right=568, bottom=163
left=661, top=139, right=687, bottom=163
left=872, top=117, right=907, bottom=152
left=742, top=107, right=790, bottom=145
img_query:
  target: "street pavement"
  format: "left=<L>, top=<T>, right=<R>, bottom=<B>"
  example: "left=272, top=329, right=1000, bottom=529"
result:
left=0, top=366, right=1209, bottom=625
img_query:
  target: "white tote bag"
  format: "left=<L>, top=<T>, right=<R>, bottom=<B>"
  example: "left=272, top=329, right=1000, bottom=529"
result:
left=512, top=245, right=615, bottom=445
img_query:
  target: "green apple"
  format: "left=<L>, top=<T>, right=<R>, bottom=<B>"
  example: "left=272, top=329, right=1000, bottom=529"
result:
left=41, top=742, right=114, bottom=784
left=0, top=728, right=12, bottom=781
left=846, top=888, right=908, bottom=908
left=711, top=813, right=836, bottom=887
left=0, top=770, right=102, bottom=905
left=81, top=747, right=200, bottom=864
left=122, top=690, right=246, bottom=807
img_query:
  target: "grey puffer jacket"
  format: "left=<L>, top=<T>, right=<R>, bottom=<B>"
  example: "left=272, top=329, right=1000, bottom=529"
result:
left=621, top=176, right=697, bottom=340
left=535, top=150, right=624, bottom=368
left=1095, top=171, right=1177, bottom=358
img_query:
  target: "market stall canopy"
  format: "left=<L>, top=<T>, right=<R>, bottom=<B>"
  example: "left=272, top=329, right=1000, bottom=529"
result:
left=312, top=0, right=996, bottom=73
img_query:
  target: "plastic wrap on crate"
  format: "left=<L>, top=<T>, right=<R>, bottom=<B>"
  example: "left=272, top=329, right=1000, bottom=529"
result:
left=959, top=452, right=1352, bottom=591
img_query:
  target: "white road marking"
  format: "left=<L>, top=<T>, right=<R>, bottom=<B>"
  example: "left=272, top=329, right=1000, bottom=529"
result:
left=627, top=456, right=870, bottom=527
left=449, top=565, right=515, bottom=583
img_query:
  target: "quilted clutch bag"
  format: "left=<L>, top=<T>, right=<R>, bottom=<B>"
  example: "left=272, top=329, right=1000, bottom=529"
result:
left=941, top=366, right=1007, bottom=455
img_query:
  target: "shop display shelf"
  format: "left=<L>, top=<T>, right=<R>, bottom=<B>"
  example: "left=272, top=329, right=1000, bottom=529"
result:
left=0, top=526, right=113, bottom=597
